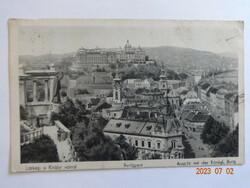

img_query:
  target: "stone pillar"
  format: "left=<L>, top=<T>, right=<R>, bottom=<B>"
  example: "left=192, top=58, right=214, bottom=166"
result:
left=19, top=80, right=26, bottom=106
left=49, top=79, right=54, bottom=102
left=45, top=80, right=49, bottom=102
left=33, top=80, right=37, bottom=102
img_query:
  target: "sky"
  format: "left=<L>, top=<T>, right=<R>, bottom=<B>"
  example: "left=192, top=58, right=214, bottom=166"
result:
left=17, top=20, right=242, bottom=56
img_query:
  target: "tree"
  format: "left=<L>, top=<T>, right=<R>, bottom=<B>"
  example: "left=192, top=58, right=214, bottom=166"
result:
left=115, top=134, right=138, bottom=160
left=182, top=136, right=195, bottom=158
left=165, top=69, right=179, bottom=80
left=61, top=91, right=67, bottom=97
left=72, top=123, right=122, bottom=161
left=178, top=73, right=188, bottom=80
left=200, top=117, right=230, bottom=145
left=212, top=127, right=239, bottom=157
left=150, top=153, right=162, bottom=159
left=21, top=135, right=59, bottom=163
left=141, top=152, right=162, bottom=160
left=50, top=98, right=89, bottom=128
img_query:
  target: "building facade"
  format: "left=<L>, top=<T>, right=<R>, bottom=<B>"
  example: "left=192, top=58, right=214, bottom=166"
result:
left=70, top=40, right=146, bottom=71
left=103, top=119, right=184, bottom=159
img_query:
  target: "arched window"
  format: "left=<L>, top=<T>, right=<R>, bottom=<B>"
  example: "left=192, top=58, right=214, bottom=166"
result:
left=115, top=91, right=119, bottom=100
left=141, top=140, right=145, bottom=147
left=147, top=140, right=151, bottom=148
left=157, top=142, right=161, bottom=149
left=135, top=140, right=138, bottom=146
left=171, top=140, right=177, bottom=148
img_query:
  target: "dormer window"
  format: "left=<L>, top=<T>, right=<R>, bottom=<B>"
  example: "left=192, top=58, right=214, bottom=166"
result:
left=116, top=122, right=122, bottom=128
left=157, top=126, right=162, bottom=131
left=125, top=123, right=130, bottom=129
left=146, top=125, right=152, bottom=131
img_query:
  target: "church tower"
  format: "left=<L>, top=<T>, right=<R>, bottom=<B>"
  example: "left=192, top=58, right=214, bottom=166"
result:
left=159, top=61, right=168, bottom=97
left=160, top=61, right=167, bottom=81
left=113, top=64, right=122, bottom=104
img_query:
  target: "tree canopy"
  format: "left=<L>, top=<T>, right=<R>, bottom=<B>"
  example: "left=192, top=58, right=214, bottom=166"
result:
left=50, top=98, right=89, bottom=128
left=115, top=134, right=138, bottom=160
left=71, top=123, right=138, bottom=161
left=178, top=72, right=189, bottom=80
left=212, top=127, right=238, bottom=157
left=72, top=122, right=122, bottom=161
left=200, top=116, right=230, bottom=145
left=182, top=136, right=195, bottom=158
left=21, top=135, right=59, bottom=163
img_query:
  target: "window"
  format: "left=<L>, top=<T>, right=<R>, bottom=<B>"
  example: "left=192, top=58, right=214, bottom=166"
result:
left=157, top=142, right=161, bottom=149
left=135, top=140, right=138, bottom=146
left=114, top=113, right=116, bottom=117
left=141, top=140, right=144, bottom=147
left=115, top=91, right=119, bottom=100
left=146, top=125, right=152, bottom=131
left=148, top=141, right=151, bottom=148
left=163, top=84, right=165, bottom=88
left=171, top=140, right=176, bottom=148
left=116, top=122, right=122, bottom=127
left=125, top=123, right=130, bottom=129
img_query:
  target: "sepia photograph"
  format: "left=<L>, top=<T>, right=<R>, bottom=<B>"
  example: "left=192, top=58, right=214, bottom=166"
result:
left=9, top=19, right=244, bottom=172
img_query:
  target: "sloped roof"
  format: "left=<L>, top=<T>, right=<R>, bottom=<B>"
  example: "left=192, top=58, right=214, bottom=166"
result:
left=185, top=112, right=210, bottom=122
left=103, top=119, right=146, bottom=134
left=103, top=118, right=181, bottom=137
left=95, top=102, right=112, bottom=111
left=107, top=92, right=113, bottom=97
left=144, top=78, right=154, bottom=84
left=180, top=90, right=189, bottom=95
left=210, top=88, right=218, bottom=94
left=90, top=98, right=101, bottom=105
left=201, top=83, right=211, bottom=90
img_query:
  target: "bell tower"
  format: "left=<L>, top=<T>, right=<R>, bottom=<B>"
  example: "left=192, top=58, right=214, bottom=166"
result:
left=159, top=61, right=168, bottom=97
left=160, top=61, right=166, bottom=81
left=113, top=64, right=122, bottom=104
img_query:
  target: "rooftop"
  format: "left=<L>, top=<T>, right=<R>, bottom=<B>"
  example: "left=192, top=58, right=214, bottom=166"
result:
left=184, top=112, right=210, bottom=122
left=201, top=83, right=211, bottom=90
left=103, top=118, right=182, bottom=138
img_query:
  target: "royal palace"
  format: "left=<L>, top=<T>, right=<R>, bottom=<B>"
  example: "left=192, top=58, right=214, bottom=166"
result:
left=70, top=40, right=146, bottom=71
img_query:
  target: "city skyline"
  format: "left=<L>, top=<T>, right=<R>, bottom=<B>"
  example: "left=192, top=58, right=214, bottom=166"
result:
left=18, top=20, right=241, bottom=56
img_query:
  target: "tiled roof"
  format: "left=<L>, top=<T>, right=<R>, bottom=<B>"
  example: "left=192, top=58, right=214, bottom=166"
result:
left=185, top=112, right=210, bottom=122
left=103, top=119, right=146, bottom=134
left=103, top=118, right=181, bottom=137
left=201, top=83, right=211, bottom=90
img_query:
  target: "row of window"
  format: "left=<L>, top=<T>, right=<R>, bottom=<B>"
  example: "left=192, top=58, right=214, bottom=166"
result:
left=112, top=135, right=178, bottom=150
left=132, top=139, right=160, bottom=149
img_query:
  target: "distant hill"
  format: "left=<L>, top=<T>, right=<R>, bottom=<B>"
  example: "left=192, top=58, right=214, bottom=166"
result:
left=143, top=46, right=238, bottom=70
left=19, top=46, right=238, bottom=71
left=19, top=53, right=75, bottom=68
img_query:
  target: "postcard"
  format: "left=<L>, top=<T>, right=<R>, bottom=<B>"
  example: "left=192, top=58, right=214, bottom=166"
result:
left=9, top=19, right=244, bottom=172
